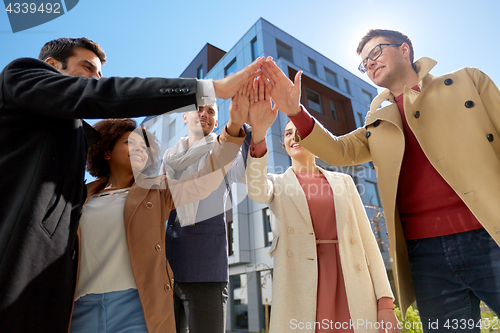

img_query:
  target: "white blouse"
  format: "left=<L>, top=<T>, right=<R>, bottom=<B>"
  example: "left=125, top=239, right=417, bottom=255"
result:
left=75, top=188, right=137, bottom=300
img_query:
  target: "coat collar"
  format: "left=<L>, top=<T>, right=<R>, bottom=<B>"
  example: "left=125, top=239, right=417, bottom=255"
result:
left=365, top=57, right=437, bottom=127
left=282, top=167, right=348, bottom=238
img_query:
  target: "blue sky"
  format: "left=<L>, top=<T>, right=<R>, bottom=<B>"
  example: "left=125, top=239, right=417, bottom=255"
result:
left=2, top=0, right=499, bottom=90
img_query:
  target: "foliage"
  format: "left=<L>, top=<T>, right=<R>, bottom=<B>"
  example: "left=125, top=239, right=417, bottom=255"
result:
left=394, top=305, right=424, bottom=333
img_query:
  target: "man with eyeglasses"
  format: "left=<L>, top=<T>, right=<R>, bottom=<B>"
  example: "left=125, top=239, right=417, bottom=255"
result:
left=260, top=29, right=500, bottom=332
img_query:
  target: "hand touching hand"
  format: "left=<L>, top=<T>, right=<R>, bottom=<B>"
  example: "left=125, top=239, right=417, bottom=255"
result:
left=260, top=57, right=302, bottom=117
left=227, top=82, right=252, bottom=136
left=249, top=76, right=276, bottom=144
left=213, top=57, right=264, bottom=100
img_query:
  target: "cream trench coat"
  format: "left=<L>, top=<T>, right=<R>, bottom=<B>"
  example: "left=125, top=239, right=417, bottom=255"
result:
left=296, top=57, right=500, bottom=317
left=246, top=152, right=393, bottom=333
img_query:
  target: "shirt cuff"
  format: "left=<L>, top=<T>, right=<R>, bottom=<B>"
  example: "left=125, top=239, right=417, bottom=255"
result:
left=250, top=138, right=268, bottom=158
left=377, top=297, right=395, bottom=310
left=289, top=105, right=315, bottom=138
left=197, top=79, right=216, bottom=106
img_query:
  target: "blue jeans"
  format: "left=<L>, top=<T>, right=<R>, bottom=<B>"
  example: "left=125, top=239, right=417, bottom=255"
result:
left=407, top=228, right=500, bottom=333
left=70, top=288, right=148, bottom=333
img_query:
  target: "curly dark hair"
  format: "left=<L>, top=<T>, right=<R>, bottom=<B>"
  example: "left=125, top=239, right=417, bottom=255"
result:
left=87, top=118, right=161, bottom=178
left=38, top=37, right=107, bottom=68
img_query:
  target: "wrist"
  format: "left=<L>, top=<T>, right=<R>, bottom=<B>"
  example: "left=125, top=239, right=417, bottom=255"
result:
left=284, top=105, right=301, bottom=117
left=252, top=131, right=267, bottom=145
left=226, top=121, right=242, bottom=137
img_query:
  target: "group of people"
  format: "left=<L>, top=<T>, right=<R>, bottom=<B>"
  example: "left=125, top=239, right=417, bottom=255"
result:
left=0, top=28, right=499, bottom=333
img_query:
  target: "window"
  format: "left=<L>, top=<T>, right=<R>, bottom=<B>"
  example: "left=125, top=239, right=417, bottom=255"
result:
left=357, top=112, right=365, bottom=127
left=324, top=67, right=338, bottom=87
left=197, top=64, right=203, bottom=79
left=276, top=39, right=293, bottom=62
left=263, top=208, right=272, bottom=247
left=225, top=58, right=237, bottom=77
left=227, top=208, right=234, bottom=256
left=364, top=181, right=381, bottom=207
left=231, top=274, right=249, bottom=329
left=251, top=37, right=258, bottom=61
left=330, top=100, right=338, bottom=121
left=344, top=78, right=351, bottom=95
left=306, top=88, right=322, bottom=114
left=168, top=119, right=176, bottom=140
left=362, top=89, right=373, bottom=108
left=308, top=57, right=317, bottom=76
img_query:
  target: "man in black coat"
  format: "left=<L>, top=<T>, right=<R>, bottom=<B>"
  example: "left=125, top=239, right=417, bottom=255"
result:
left=0, top=37, right=263, bottom=332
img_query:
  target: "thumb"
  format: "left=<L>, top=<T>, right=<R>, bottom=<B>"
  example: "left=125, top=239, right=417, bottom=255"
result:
left=293, top=71, right=302, bottom=93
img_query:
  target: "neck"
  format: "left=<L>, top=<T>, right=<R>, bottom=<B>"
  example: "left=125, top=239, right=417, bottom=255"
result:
left=105, top=171, right=134, bottom=190
left=187, top=130, right=207, bottom=149
left=389, top=67, right=419, bottom=97
left=291, top=156, right=318, bottom=173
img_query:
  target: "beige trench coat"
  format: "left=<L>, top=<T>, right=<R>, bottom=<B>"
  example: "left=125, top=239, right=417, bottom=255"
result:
left=246, top=152, right=393, bottom=333
left=296, top=57, right=500, bottom=317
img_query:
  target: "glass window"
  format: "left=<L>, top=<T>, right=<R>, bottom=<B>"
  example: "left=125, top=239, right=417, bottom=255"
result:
left=357, top=112, right=365, bottom=127
left=324, top=67, right=338, bottom=87
left=197, top=64, right=203, bottom=79
left=364, top=181, right=381, bottom=207
left=330, top=99, right=337, bottom=121
left=251, top=37, right=258, bottom=61
left=276, top=39, right=293, bottom=62
left=225, top=58, right=237, bottom=77
left=362, top=89, right=372, bottom=108
left=306, top=88, right=322, bottom=114
left=168, top=119, right=176, bottom=140
left=231, top=274, right=249, bottom=330
left=263, top=208, right=272, bottom=247
left=308, top=57, right=317, bottom=76
left=344, top=78, right=351, bottom=95
left=261, top=270, right=273, bottom=332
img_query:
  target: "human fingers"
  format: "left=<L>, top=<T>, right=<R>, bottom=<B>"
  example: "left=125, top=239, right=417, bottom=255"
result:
left=258, top=76, right=265, bottom=101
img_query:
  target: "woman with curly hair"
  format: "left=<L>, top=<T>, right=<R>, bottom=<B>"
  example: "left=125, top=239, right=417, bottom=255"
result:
left=70, top=110, right=246, bottom=332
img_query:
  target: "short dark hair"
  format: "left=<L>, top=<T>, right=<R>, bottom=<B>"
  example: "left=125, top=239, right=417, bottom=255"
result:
left=357, top=29, right=416, bottom=70
left=87, top=119, right=161, bottom=178
left=38, top=37, right=106, bottom=69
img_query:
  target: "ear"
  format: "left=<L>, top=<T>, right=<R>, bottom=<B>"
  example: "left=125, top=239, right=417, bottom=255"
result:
left=400, top=43, right=411, bottom=59
left=214, top=119, right=219, bottom=129
left=182, top=112, right=188, bottom=124
left=104, top=151, right=111, bottom=160
left=45, top=57, right=62, bottom=70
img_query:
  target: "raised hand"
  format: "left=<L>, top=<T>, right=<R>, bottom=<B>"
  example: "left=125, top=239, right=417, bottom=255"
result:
left=260, top=57, right=302, bottom=117
left=249, top=76, right=276, bottom=144
left=213, top=57, right=264, bottom=100
left=226, top=82, right=251, bottom=136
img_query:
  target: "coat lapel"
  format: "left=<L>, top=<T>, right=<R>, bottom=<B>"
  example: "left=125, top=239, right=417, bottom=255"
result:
left=318, top=168, right=348, bottom=240
left=282, top=168, right=314, bottom=229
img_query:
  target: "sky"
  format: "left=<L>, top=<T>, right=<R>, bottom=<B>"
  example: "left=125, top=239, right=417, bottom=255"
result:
left=2, top=0, right=499, bottom=91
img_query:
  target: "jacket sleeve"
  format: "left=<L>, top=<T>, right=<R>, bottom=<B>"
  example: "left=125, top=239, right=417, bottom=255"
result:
left=1, top=58, right=198, bottom=119
left=159, top=127, right=245, bottom=207
left=467, top=67, right=500, bottom=137
left=245, top=151, right=275, bottom=206
left=296, top=120, right=372, bottom=166
left=344, top=175, right=394, bottom=301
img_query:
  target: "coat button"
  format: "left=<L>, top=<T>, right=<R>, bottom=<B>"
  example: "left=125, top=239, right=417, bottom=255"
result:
left=166, top=88, right=173, bottom=93
left=287, top=250, right=293, bottom=257
left=164, top=284, right=171, bottom=292
left=414, top=111, right=420, bottom=118
left=155, top=244, right=161, bottom=252
left=365, top=131, right=371, bottom=138
left=146, top=202, right=153, bottom=209
left=465, top=100, right=475, bottom=108
left=487, top=134, right=494, bottom=142
left=175, top=88, right=181, bottom=93
left=288, top=227, right=294, bottom=234
left=358, top=264, right=363, bottom=271
left=182, top=88, right=190, bottom=93
left=159, top=88, right=167, bottom=94
left=373, top=120, right=380, bottom=127
left=444, top=78, right=453, bottom=86
left=351, top=238, right=358, bottom=245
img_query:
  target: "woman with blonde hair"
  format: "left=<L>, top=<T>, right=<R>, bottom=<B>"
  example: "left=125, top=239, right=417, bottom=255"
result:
left=245, top=78, right=399, bottom=332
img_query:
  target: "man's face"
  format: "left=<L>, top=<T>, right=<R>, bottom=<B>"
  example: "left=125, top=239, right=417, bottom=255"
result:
left=48, top=47, right=102, bottom=79
left=183, top=105, right=218, bottom=136
left=360, top=36, right=407, bottom=89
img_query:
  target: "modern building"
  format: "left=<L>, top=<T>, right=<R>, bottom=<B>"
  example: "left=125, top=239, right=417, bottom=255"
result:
left=142, top=17, right=390, bottom=333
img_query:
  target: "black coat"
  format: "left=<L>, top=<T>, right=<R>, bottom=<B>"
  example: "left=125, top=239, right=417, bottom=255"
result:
left=0, top=58, right=199, bottom=332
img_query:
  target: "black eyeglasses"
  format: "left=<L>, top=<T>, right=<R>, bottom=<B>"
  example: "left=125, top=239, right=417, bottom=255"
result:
left=358, top=43, right=402, bottom=74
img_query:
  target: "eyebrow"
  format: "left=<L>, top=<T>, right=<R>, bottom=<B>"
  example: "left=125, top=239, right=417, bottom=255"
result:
left=80, top=59, right=102, bottom=78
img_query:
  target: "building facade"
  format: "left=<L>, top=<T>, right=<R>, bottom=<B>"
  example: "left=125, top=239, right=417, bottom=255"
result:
left=142, top=18, right=390, bottom=332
